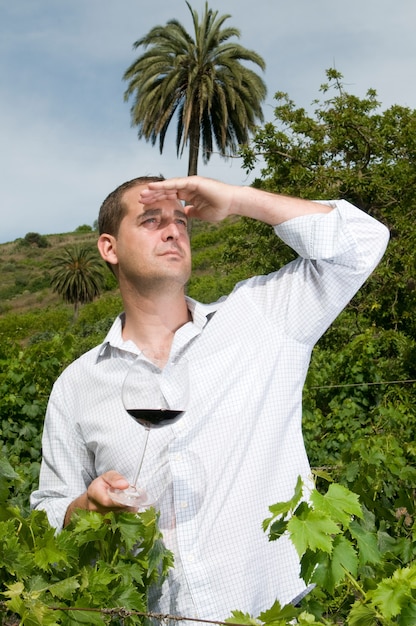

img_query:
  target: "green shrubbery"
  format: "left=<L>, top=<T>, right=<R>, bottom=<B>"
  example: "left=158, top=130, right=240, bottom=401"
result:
left=1, top=256, right=414, bottom=624
left=20, top=233, right=50, bottom=249
left=0, top=457, right=172, bottom=626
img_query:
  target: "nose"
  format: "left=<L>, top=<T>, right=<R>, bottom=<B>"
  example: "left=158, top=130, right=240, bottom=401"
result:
left=162, top=220, right=180, bottom=241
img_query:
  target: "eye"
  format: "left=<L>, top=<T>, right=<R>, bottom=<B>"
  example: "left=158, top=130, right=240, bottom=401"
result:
left=141, top=216, right=160, bottom=229
left=176, top=217, right=188, bottom=228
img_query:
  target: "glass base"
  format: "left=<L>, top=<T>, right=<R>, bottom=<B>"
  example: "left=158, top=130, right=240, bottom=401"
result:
left=108, top=486, right=155, bottom=509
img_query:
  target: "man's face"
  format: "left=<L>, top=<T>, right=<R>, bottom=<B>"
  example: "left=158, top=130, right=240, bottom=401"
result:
left=106, top=184, right=192, bottom=291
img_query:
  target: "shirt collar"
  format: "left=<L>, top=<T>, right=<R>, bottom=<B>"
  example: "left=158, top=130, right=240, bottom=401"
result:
left=96, top=296, right=223, bottom=362
left=184, top=295, right=222, bottom=328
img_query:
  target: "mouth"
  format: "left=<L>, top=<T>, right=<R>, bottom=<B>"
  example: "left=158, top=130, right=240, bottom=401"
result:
left=159, top=247, right=183, bottom=258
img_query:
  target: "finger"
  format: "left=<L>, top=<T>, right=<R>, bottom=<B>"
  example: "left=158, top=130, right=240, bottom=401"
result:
left=140, top=187, right=179, bottom=197
left=147, top=177, right=191, bottom=191
left=139, top=188, right=181, bottom=204
left=143, top=178, right=198, bottom=202
left=100, top=471, right=130, bottom=492
left=88, top=476, right=132, bottom=512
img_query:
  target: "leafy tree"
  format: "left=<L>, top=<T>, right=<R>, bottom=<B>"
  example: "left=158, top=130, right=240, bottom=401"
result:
left=50, top=246, right=105, bottom=320
left=123, top=1, right=266, bottom=175
left=242, top=68, right=416, bottom=206
left=75, top=224, right=93, bottom=233
left=20, top=232, right=49, bottom=248
left=241, top=68, right=416, bottom=336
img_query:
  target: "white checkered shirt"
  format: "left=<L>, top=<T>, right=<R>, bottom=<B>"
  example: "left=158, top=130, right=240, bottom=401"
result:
left=31, top=200, right=389, bottom=621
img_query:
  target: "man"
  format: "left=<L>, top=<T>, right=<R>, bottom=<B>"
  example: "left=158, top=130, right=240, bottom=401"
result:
left=31, top=175, right=389, bottom=621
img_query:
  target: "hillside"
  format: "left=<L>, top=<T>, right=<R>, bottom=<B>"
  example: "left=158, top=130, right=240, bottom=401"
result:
left=0, top=218, right=246, bottom=338
left=0, top=230, right=100, bottom=316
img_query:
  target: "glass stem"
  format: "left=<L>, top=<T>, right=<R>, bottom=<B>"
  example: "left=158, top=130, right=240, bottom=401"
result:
left=132, top=427, right=150, bottom=487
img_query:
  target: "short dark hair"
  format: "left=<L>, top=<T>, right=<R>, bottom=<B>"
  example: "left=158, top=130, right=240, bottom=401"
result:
left=98, top=175, right=165, bottom=237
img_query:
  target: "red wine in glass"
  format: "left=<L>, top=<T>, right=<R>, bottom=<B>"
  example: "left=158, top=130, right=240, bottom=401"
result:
left=126, top=408, right=184, bottom=428
left=108, top=357, right=189, bottom=509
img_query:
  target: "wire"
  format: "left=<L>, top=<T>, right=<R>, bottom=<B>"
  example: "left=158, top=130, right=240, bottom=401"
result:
left=310, top=378, right=416, bottom=390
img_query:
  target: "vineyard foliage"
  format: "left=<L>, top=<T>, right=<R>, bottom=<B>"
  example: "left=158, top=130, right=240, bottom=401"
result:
left=0, top=69, right=415, bottom=624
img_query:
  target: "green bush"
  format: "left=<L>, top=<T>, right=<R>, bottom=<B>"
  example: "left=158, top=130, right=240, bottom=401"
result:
left=0, top=456, right=173, bottom=626
left=20, top=232, right=50, bottom=249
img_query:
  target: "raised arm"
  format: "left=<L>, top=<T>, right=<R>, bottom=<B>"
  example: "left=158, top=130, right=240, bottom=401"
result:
left=140, top=176, right=333, bottom=225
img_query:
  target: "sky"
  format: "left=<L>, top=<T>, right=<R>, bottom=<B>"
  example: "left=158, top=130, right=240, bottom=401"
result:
left=1, top=0, right=416, bottom=243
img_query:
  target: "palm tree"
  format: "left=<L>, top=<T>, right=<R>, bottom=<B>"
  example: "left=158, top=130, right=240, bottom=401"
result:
left=123, top=1, right=267, bottom=175
left=50, top=246, right=104, bottom=320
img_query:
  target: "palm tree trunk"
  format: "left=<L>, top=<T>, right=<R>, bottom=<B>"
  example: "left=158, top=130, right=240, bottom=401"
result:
left=73, top=300, right=80, bottom=322
left=187, top=115, right=201, bottom=176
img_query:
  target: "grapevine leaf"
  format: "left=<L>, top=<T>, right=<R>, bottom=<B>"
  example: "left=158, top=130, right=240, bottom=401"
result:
left=347, top=602, right=379, bottom=626
left=111, top=584, right=145, bottom=611
left=3, top=581, right=25, bottom=598
left=377, top=529, right=399, bottom=555
left=4, top=595, right=25, bottom=622
left=311, top=483, right=362, bottom=527
left=71, top=511, right=108, bottom=544
left=33, top=532, right=70, bottom=572
left=287, top=508, right=341, bottom=556
left=311, top=468, right=333, bottom=483
left=27, top=574, right=51, bottom=594
left=308, top=552, right=334, bottom=593
left=396, top=535, right=416, bottom=564
left=300, top=549, right=319, bottom=585
left=112, top=512, right=145, bottom=551
left=331, top=534, right=358, bottom=580
left=370, top=565, right=416, bottom=618
left=263, top=476, right=304, bottom=531
left=399, top=599, right=416, bottom=624
left=349, top=519, right=380, bottom=565
left=7, top=594, right=57, bottom=626
left=147, top=537, right=173, bottom=577
left=24, top=508, right=54, bottom=538
left=88, top=562, right=120, bottom=588
left=0, top=456, right=20, bottom=501
left=310, top=535, right=357, bottom=593
left=267, top=517, right=288, bottom=542
left=296, top=610, right=328, bottom=624
left=114, top=560, right=144, bottom=586
left=225, top=610, right=261, bottom=625
left=258, top=598, right=299, bottom=623
left=372, top=583, right=407, bottom=619
left=46, top=575, right=80, bottom=600
left=0, top=455, right=20, bottom=480
left=344, top=460, right=360, bottom=482
left=0, top=522, right=33, bottom=575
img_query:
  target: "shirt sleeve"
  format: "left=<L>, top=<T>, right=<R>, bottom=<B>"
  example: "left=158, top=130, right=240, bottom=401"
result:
left=241, top=199, right=389, bottom=346
left=30, top=374, right=96, bottom=530
left=274, top=199, right=389, bottom=264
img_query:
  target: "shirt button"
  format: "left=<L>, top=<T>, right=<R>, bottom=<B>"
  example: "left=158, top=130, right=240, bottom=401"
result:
left=180, top=501, right=188, bottom=509
left=173, top=453, right=182, bottom=461
left=187, top=553, right=195, bottom=563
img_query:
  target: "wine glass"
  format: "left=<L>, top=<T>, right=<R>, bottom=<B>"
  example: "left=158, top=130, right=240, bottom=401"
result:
left=108, top=356, right=189, bottom=509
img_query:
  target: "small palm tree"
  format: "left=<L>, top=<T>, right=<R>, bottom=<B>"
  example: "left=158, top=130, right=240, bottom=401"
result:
left=50, top=246, right=104, bottom=320
left=123, top=1, right=267, bottom=175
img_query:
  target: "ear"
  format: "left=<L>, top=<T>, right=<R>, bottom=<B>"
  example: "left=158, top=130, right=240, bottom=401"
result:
left=97, top=233, right=118, bottom=267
